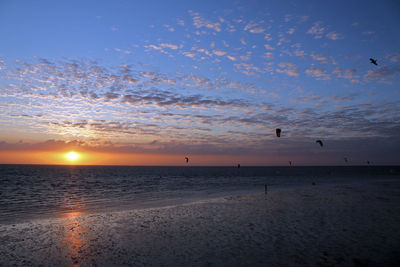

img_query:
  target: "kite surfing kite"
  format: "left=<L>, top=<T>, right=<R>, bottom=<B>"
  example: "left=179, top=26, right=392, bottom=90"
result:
left=316, top=140, right=323, bottom=147
left=276, top=128, right=281, bottom=137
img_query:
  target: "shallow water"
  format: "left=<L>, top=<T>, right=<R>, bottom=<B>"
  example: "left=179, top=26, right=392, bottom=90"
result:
left=0, top=165, right=399, bottom=223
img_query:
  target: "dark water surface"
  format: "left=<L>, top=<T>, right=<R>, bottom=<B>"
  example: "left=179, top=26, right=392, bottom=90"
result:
left=0, top=165, right=399, bottom=224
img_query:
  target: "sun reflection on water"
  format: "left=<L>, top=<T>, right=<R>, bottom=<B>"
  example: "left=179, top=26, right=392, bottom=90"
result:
left=60, top=209, right=90, bottom=266
left=60, top=168, right=90, bottom=266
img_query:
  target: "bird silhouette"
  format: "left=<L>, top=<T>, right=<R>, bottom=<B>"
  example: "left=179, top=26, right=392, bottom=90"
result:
left=316, top=140, right=323, bottom=147
left=370, top=58, right=378, bottom=66
left=185, top=157, right=189, bottom=163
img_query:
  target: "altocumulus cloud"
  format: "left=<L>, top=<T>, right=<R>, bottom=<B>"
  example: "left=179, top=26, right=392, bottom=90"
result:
left=0, top=58, right=399, bottom=161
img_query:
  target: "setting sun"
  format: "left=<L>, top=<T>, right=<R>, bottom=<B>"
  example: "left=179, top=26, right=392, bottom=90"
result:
left=66, top=151, right=79, bottom=161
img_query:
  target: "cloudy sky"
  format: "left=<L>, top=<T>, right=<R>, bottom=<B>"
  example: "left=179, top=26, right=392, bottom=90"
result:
left=0, top=0, right=399, bottom=165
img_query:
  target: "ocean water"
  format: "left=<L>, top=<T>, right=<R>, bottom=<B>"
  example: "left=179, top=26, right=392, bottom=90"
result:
left=0, top=165, right=399, bottom=224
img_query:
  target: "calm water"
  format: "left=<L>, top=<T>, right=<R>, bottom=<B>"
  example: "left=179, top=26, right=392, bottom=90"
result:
left=0, top=165, right=399, bottom=224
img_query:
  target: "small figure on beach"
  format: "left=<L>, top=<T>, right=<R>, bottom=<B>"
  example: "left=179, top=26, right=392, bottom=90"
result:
left=370, top=58, right=378, bottom=66
left=185, top=157, right=189, bottom=163
left=238, top=163, right=241, bottom=168
left=344, top=157, right=348, bottom=163
left=289, top=161, right=292, bottom=166
left=265, top=184, right=268, bottom=195
left=276, top=128, right=281, bottom=137
left=316, top=140, right=323, bottom=147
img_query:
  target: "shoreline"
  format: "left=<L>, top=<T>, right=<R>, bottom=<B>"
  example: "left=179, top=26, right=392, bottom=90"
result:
left=2, top=175, right=396, bottom=226
left=1, top=177, right=400, bottom=266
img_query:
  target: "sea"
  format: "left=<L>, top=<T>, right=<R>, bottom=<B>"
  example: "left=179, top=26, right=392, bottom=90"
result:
left=0, top=165, right=399, bottom=224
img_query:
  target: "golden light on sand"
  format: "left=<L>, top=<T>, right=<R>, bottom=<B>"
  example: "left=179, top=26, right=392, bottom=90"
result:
left=66, top=151, right=79, bottom=161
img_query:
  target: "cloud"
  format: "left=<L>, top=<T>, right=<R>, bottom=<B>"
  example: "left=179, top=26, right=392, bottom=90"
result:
left=287, top=28, right=295, bottom=34
left=163, top=24, right=175, bottom=32
left=364, top=65, right=400, bottom=81
left=264, top=34, right=272, bottom=41
left=144, top=44, right=162, bottom=51
left=122, top=89, right=250, bottom=109
left=311, top=53, right=328, bottom=62
left=177, top=18, right=185, bottom=26
left=284, top=14, right=292, bottom=22
left=233, top=62, right=263, bottom=76
left=190, top=11, right=222, bottom=32
left=183, top=52, right=196, bottom=58
left=2, top=56, right=399, bottom=162
left=249, top=28, right=265, bottom=34
left=276, top=62, right=299, bottom=77
left=144, top=43, right=182, bottom=56
left=3, top=59, right=246, bottom=111
left=225, top=22, right=236, bottom=33
left=264, top=44, right=275, bottom=50
left=290, top=93, right=326, bottom=106
left=305, top=67, right=330, bottom=80
left=189, top=46, right=213, bottom=59
left=244, top=22, right=258, bottom=31
left=239, top=51, right=252, bottom=61
left=326, top=31, right=344, bottom=40
left=294, top=50, right=306, bottom=57
left=332, top=68, right=359, bottom=80
left=0, top=139, right=89, bottom=151
left=244, top=21, right=265, bottom=34
left=276, top=35, right=290, bottom=46
left=307, top=21, right=325, bottom=39
left=387, top=53, right=400, bottom=63
left=299, top=16, right=309, bottom=23
left=213, top=50, right=227, bottom=56
left=104, top=92, right=120, bottom=101
left=160, top=43, right=180, bottom=50
left=263, top=52, right=273, bottom=59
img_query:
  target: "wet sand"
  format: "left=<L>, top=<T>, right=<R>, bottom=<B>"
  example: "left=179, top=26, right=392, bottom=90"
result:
left=1, top=178, right=400, bottom=266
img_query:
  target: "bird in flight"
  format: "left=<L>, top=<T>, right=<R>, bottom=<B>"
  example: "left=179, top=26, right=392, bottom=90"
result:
left=370, top=58, right=378, bottom=66
left=316, top=140, right=323, bottom=147
left=185, top=157, right=189, bottom=163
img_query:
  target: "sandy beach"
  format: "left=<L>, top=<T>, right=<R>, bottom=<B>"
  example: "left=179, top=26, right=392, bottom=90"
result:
left=1, top=177, right=399, bottom=266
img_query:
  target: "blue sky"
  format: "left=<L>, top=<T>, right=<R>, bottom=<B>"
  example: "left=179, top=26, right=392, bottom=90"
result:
left=0, top=0, right=399, bottom=165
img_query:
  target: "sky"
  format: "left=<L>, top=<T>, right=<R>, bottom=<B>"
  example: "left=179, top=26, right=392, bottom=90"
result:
left=0, top=0, right=399, bottom=165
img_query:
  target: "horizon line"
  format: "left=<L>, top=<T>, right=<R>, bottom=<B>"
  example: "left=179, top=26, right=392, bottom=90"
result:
left=0, top=163, right=398, bottom=167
